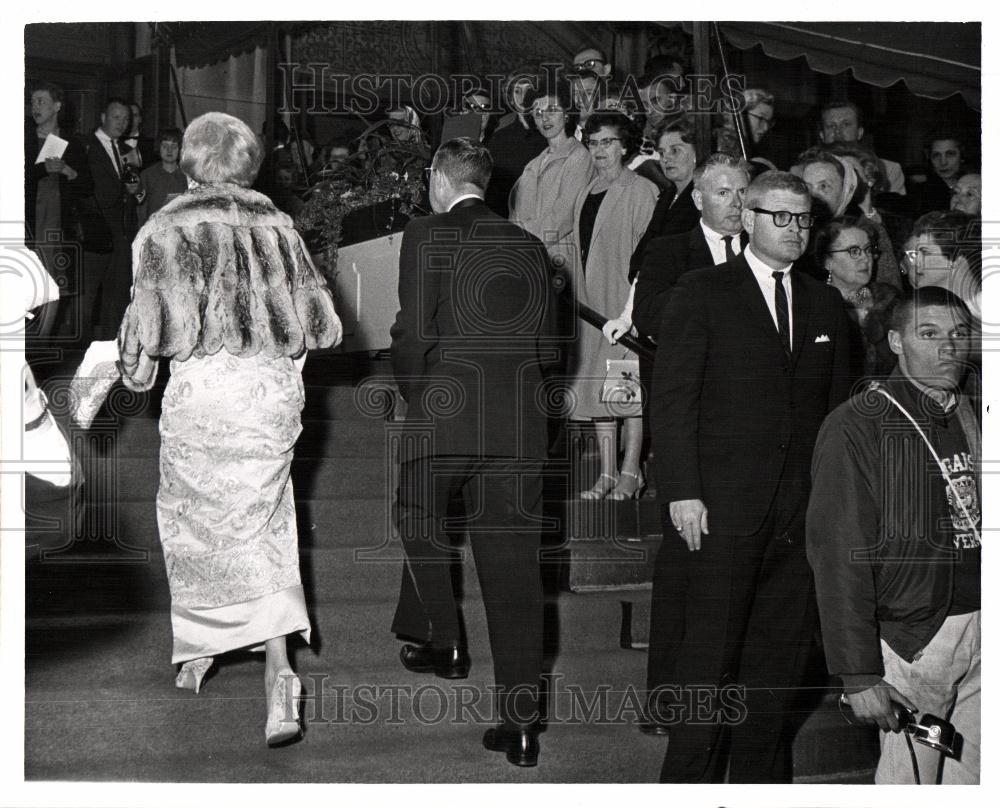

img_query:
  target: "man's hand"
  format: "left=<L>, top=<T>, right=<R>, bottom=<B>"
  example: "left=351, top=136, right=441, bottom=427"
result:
left=844, top=680, right=917, bottom=732
left=125, top=181, right=141, bottom=196
left=668, top=499, right=708, bottom=551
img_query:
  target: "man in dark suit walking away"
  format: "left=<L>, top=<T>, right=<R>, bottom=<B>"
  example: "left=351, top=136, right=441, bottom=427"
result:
left=648, top=171, right=853, bottom=782
left=389, top=138, right=560, bottom=767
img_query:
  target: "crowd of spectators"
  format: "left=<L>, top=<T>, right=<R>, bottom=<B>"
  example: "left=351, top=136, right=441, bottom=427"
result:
left=24, top=41, right=981, bottom=784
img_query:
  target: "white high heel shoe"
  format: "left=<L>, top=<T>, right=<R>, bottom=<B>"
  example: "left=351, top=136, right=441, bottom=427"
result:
left=175, top=657, right=214, bottom=694
left=265, top=668, right=303, bottom=746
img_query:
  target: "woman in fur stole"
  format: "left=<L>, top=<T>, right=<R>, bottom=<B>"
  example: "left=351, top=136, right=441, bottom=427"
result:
left=117, top=112, right=342, bottom=745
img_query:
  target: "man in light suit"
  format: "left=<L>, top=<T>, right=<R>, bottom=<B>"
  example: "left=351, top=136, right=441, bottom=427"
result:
left=648, top=171, right=853, bottom=782
left=389, top=138, right=560, bottom=767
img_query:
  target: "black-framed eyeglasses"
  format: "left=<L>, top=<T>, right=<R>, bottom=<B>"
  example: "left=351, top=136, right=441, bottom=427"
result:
left=751, top=207, right=814, bottom=229
left=584, top=137, right=621, bottom=149
left=573, top=58, right=604, bottom=71
left=828, top=244, right=879, bottom=260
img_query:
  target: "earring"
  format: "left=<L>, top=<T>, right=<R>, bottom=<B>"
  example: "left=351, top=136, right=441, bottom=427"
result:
left=826, top=270, right=833, bottom=285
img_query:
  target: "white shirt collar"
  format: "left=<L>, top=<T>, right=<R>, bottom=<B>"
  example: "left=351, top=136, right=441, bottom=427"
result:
left=448, top=193, right=483, bottom=211
left=94, top=128, right=120, bottom=175
left=699, top=219, right=741, bottom=245
left=744, top=245, right=792, bottom=279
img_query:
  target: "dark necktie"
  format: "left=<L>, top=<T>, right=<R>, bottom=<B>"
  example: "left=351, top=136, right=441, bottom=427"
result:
left=723, top=234, right=737, bottom=263
left=111, top=139, right=124, bottom=178
left=772, top=270, right=791, bottom=357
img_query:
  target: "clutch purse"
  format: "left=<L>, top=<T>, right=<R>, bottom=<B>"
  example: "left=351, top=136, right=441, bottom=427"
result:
left=600, top=358, right=641, bottom=405
left=70, top=340, right=122, bottom=428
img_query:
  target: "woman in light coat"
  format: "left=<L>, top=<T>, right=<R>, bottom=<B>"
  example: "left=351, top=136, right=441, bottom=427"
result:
left=510, top=79, right=595, bottom=272
left=568, top=112, right=658, bottom=500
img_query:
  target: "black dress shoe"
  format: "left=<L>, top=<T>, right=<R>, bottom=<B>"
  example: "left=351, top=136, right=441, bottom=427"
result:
left=398, top=642, right=470, bottom=679
left=482, top=724, right=539, bottom=767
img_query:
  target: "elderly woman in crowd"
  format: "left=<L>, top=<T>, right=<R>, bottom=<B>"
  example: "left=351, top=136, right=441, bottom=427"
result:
left=628, top=116, right=702, bottom=279
left=510, top=79, right=595, bottom=270
left=950, top=173, right=982, bottom=217
left=569, top=112, right=658, bottom=500
left=813, top=216, right=898, bottom=379
left=117, top=112, right=342, bottom=746
left=797, top=148, right=900, bottom=288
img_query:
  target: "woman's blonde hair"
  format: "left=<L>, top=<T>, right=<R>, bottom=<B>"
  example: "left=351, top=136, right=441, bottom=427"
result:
left=180, top=111, right=263, bottom=187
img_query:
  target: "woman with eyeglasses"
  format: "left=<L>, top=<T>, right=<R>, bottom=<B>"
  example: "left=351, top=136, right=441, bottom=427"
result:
left=568, top=112, right=658, bottom=500
left=509, top=80, right=595, bottom=269
left=796, top=148, right=901, bottom=289
left=899, top=209, right=982, bottom=392
left=901, top=210, right=981, bottom=313
left=714, top=88, right=779, bottom=171
left=813, top=215, right=899, bottom=379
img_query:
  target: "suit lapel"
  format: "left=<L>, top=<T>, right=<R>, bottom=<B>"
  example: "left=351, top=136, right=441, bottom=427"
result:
left=691, top=226, right=714, bottom=268
left=732, top=255, right=789, bottom=357
left=94, top=134, right=117, bottom=178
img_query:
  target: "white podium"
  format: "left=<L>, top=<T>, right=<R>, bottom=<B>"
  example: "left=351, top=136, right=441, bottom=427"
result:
left=330, top=232, right=403, bottom=353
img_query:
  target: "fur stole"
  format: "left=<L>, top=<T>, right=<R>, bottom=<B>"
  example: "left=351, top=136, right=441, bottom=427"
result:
left=118, top=183, right=342, bottom=390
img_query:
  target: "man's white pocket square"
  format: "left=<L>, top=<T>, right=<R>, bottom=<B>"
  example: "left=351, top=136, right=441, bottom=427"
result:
left=814, top=334, right=831, bottom=343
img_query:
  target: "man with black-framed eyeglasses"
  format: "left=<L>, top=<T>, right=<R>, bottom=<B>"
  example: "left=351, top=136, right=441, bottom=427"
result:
left=648, top=170, right=852, bottom=783
left=570, top=46, right=612, bottom=79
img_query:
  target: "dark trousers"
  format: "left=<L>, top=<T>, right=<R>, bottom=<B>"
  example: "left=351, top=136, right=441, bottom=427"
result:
left=648, top=491, right=817, bottom=783
left=80, top=238, right=132, bottom=342
left=392, top=456, right=545, bottom=726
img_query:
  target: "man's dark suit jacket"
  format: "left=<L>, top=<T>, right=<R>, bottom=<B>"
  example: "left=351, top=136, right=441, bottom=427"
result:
left=24, top=125, right=92, bottom=249
left=80, top=132, right=137, bottom=248
left=651, top=252, right=852, bottom=536
left=628, top=183, right=700, bottom=283
left=390, top=198, right=559, bottom=460
left=484, top=119, right=546, bottom=217
left=632, top=224, right=745, bottom=340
